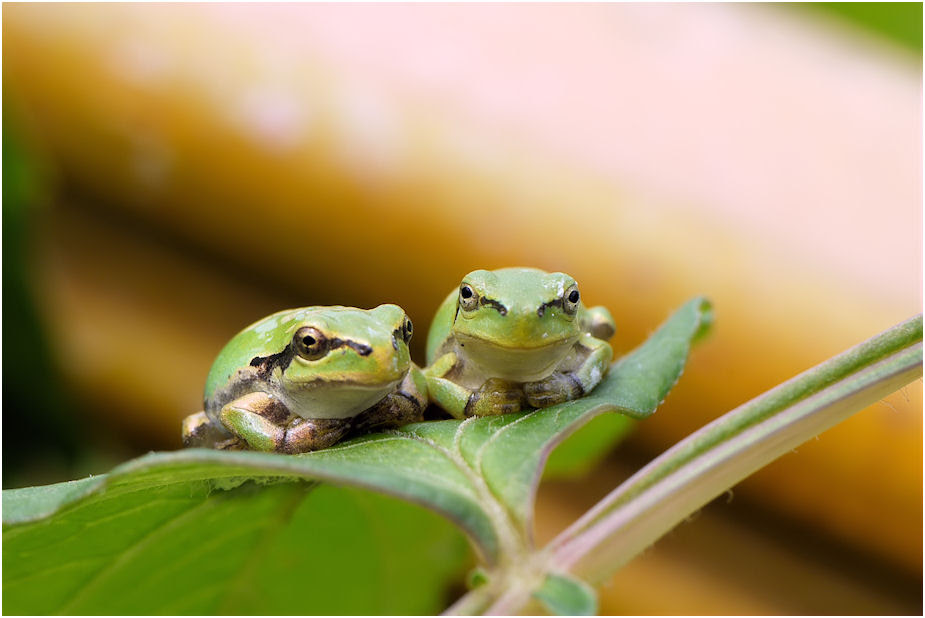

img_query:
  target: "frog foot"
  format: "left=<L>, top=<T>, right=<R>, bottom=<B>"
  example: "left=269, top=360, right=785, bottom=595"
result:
left=279, top=417, right=352, bottom=454
left=219, top=392, right=351, bottom=453
left=182, top=411, right=233, bottom=448
left=215, top=437, right=248, bottom=450
left=352, top=392, right=424, bottom=434
left=524, top=372, right=583, bottom=408
left=465, top=378, right=524, bottom=416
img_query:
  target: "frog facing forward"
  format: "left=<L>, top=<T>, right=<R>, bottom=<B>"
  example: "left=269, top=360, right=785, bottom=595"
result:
left=182, top=305, right=426, bottom=453
left=424, top=267, right=616, bottom=418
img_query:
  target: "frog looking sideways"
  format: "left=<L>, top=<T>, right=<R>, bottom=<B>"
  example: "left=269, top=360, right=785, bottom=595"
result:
left=424, top=267, right=616, bottom=418
left=182, top=305, right=426, bottom=453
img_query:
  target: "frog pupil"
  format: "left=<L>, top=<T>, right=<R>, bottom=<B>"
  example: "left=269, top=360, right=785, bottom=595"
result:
left=569, top=290, right=580, bottom=304
left=302, top=335, right=316, bottom=347
left=460, top=286, right=473, bottom=299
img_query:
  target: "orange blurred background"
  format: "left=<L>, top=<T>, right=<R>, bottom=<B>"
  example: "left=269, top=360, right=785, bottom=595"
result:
left=3, top=3, right=921, bottom=614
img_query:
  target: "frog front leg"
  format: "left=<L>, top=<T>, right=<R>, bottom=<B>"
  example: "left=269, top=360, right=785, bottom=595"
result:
left=219, top=392, right=351, bottom=453
left=352, top=365, right=428, bottom=433
left=585, top=305, right=616, bottom=340
left=523, top=334, right=613, bottom=408
left=425, top=352, right=523, bottom=418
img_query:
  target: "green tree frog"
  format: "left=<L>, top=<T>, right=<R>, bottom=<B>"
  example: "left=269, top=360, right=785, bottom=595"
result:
left=424, top=267, right=615, bottom=418
left=182, top=305, right=426, bottom=453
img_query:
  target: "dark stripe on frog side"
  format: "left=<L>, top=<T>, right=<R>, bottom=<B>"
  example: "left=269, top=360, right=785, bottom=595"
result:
left=452, top=297, right=508, bottom=321
left=537, top=297, right=563, bottom=317
left=208, top=338, right=375, bottom=412
left=247, top=338, right=373, bottom=378
left=205, top=366, right=273, bottom=413
left=330, top=338, right=373, bottom=356
left=250, top=345, right=296, bottom=379
left=479, top=296, right=508, bottom=316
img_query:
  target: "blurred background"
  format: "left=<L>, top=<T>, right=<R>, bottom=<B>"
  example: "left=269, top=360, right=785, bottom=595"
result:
left=3, top=3, right=921, bottom=614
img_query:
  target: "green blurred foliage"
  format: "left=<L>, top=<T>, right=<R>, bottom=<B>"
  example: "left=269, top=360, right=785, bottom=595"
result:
left=804, top=2, right=923, bottom=53
left=2, top=108, right=81, bottom=485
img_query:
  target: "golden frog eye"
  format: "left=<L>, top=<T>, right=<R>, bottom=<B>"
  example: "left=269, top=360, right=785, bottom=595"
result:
left=293, top=326, right=328, bottom=360
left=403, top=317, right=414, bottom=343
left=563, top=285, right=580, bottom=315
left=459, top=283, right=479, bottom=311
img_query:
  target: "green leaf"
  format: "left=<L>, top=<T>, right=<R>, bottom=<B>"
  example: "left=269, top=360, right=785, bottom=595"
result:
left=543, top=296, right=711, bottom=476
left=462, top=314, right=922, bottom=616
left=468, top=296, right=712, bottom=536
left=542, top=413, right=636, bottom=479
left=547, top=314, right=923, bottom=587
left=3, top=297, right=711, bottom=614
left=532, top=573, right=598, bottom=616
left=3, top=482, right=470, bottom=615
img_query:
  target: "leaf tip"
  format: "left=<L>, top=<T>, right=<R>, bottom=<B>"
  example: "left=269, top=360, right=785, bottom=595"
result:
left=690, top=296, right=714, bottom=344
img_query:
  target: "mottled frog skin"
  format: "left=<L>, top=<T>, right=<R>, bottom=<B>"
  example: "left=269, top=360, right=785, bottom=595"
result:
left=424, top=267, right=615, bottom=418
left=182, top=305, right=426, bottom=453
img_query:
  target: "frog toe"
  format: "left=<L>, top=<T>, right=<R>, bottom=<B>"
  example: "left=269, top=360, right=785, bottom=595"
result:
left=524, top=372, right=583, bottom=408
left=281, top=418, right=351, bottom=453
left=466, top=378, right=524, bottom=416
left=182, top=411, right=233, bottom=448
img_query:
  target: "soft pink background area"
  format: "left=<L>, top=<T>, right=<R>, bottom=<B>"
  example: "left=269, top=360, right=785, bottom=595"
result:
left=202, top=3, right=921, bottom=305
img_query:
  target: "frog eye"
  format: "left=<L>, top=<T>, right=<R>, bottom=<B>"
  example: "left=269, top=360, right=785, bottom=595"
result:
left=459, top=283, right=479, bottom=311
left=293, top=326, right=328, bottom=360
left=402, top=317, right=414, bottom=343
left=563, top=285, right=581, bottom=315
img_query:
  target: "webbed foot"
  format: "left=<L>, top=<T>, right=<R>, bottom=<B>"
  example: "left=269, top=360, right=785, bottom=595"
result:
left=465, top=378, right=524, bottom=416
left=524, top=372, right=583, bottom=408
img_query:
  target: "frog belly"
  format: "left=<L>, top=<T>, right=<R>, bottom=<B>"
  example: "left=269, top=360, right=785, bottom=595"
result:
left=282, top=381, right=400, bottom=419
left=456, top=335, right=575, bottom=383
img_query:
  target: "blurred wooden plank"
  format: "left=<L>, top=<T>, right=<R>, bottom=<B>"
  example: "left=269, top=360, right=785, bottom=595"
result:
left=32, top=203, right=289, bottom=448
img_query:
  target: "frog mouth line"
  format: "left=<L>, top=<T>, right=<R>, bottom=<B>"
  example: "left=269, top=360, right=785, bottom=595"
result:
left=456, top=331, right=575, bottom=352
left=289, top=376, right=404, bottom=389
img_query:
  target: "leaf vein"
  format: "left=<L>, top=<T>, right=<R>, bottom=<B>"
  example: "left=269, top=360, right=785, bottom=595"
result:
left=57, top=497, right=220, bottom=613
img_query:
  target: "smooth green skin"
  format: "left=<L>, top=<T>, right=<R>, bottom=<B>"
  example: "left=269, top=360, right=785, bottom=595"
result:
left=204, top=305, right=410, bottom=401
left=425, top=268, right=615, bottom=418
left=184, top=305, right=426, bottom=452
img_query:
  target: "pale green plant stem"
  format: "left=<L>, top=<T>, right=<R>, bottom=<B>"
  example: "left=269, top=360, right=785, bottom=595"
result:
left=459, top=315, right=921, bottom=615
left=552, top=315, right=922, bottom=554
left=554, top=343, right=921, bottom=579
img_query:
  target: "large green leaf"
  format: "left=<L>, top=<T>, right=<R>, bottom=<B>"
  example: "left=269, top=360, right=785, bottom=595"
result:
left=547, top=315, right=923, bottom=587
left=3, top=297, right=711, bottom=614
left=542, top=413, right=636, bottom=480
left=458, top=314, right=922, bottom=616
left=4, top=482, right=470, bottom=615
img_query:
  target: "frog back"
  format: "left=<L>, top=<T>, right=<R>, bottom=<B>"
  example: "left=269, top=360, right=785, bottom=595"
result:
left=425, top=289, right=459, bottom=365
left=203, top=308, right=308, bottom=405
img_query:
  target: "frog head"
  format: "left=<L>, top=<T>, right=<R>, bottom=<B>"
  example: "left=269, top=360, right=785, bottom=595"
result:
left=451, top=267, right=584, bottom=381
left=268, top=304, right=412, bottom=418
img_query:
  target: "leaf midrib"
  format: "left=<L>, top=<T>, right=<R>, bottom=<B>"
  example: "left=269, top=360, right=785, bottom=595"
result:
left=395, top=428, right=526, bottom=562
